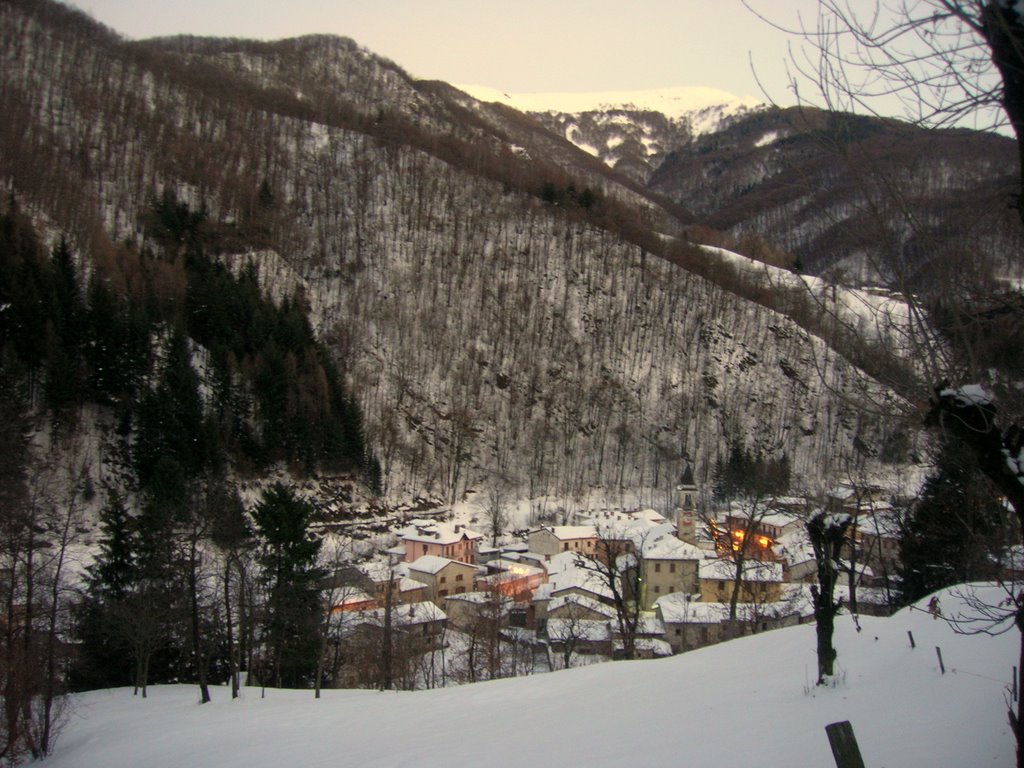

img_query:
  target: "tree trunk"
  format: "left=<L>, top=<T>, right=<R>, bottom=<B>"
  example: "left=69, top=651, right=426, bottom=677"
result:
left=188, top=539, right=211, bottom=704
left=1014, top=603, right=1024, bottom=768
left=808, top=512, right=846, bottom=685
left=224, top=558, right=238, bottom=699
left=813, top=584, right=837, bottom=682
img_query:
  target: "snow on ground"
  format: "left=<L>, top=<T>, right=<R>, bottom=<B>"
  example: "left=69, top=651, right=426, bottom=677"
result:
left=700, top=245, right=918, bottom=352
left=47, top=585, right=1014, bottom=768
left=458, top=85, right=763, bottom=122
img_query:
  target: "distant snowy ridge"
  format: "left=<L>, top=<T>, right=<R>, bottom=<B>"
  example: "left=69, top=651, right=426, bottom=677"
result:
left=458, top=84, right=763, bottom=122
left=459, top=85, right=766, bottom=183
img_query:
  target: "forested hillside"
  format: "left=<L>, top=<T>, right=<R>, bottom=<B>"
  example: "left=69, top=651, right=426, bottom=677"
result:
left=650, top=107, right=1023, bottom=284
left=0, top=0, right=921, bottom=509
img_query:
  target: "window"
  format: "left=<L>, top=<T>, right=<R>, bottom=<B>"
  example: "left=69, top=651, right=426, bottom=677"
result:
left=669, top=563, right=676, bottom=574
left=455, top=574, right=463, bottom=582
left=654, top=563, right=661, bottom=573
left=422, top=544, right=427, bottom=554
left=440, top=576, right=447, bottom=584
left=455, top=587, right=465, bottom=594
left=654, top=585, right=660, bottom=594
left=669, top=586, right=675, bottom=593
left=439, top=589, right=448, bottom=597
left=563, top=543, right=568, bottom=551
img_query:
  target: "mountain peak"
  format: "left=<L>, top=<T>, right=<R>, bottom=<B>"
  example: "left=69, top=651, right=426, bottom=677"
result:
left=457, top=84, right=763, bottom=122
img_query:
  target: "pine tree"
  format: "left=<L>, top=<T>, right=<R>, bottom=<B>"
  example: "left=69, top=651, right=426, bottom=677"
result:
left=71, top=490, right=138, bottom=690
left=899, top=442, right=1011, bottom=603
left=252, top=484, right=324, bottom=689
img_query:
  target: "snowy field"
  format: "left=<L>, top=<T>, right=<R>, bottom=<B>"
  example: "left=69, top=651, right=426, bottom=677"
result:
left=47, top=586, right=1015, bottom=768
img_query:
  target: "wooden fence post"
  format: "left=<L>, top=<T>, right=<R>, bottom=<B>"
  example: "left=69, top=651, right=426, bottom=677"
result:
left=907, top=630, right=915, bottom=648
left=826, top=720, right=866, bottom=768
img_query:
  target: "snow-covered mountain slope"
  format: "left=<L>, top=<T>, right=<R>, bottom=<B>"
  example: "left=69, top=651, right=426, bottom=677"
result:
left=43, top=585, right=1016, bottom=768
left=1, top=1, right=913, bottom=504
left=460, top=85, right=764, bottom=183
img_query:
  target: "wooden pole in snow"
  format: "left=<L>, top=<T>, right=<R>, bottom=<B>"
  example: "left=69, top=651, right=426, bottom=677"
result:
left=826, top=720, right=867, bottom=768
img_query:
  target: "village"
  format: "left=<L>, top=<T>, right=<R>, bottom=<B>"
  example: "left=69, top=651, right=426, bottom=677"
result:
left=321, top=471, right=904, bottom=688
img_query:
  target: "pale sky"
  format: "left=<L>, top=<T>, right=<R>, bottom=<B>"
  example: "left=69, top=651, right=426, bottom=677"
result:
left=64, top=0, right=818, bottom=103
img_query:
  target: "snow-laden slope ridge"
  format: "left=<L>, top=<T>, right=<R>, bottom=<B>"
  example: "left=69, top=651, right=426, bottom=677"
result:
left=46, top=585, right=1014, bottom=768
left=458, top=84, right=763, bottom=121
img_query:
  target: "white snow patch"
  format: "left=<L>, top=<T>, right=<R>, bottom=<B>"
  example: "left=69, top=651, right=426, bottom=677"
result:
left=940, top=383, right=994, bottom=407
left=43, top=584, right=1016, bottom=768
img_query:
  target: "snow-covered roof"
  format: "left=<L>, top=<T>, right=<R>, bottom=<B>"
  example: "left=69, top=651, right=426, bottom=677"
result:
left=531, top=525, right=597, bottom=541
left=540, top=551, right=580, bottom=575
left=547, top=565, right=615, bottom=601
left=347, top=601, right=447, bottom=630
left=399, top=577, right=426, bottom=594
left=644, top=534, right=704, bottom=561
left=699, top=559, right=784, bottom=582
left=755, top=511, right=804, bottom=531
left=445, top=591, right=513, bottom=610
left=359, top=559, right=410, bottom=582
left=614, top=637, right=673, bottom=657
left=546, top=618, right=611, bottom=642
left=586, top=507, right=669, bottom=527
left=656, top=595, right=729, bottom=624
left=780, top=583, right=892, bottom=617
left=657, top=595, right=802, bottom=624
left=547, top=593, right=618, bottom=619
left=408, top=555, right=478, bottom=575
left=399, top=521, right=484, bottom=546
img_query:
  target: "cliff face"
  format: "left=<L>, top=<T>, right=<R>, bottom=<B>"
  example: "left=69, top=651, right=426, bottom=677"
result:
left=1, top=0, right=912, bottom=506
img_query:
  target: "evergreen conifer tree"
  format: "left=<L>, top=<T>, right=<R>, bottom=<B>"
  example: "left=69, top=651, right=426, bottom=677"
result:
left=252, top=484, right=324, bottom=688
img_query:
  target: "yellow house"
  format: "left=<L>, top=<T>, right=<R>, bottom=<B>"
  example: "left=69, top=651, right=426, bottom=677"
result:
left=527, top=526, right=598, bottom=557
left=407, top=555, right=480, bottom=605
left=698, top=558, right=784, bottom=604
left=639, top=534, right=704, bottom=610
